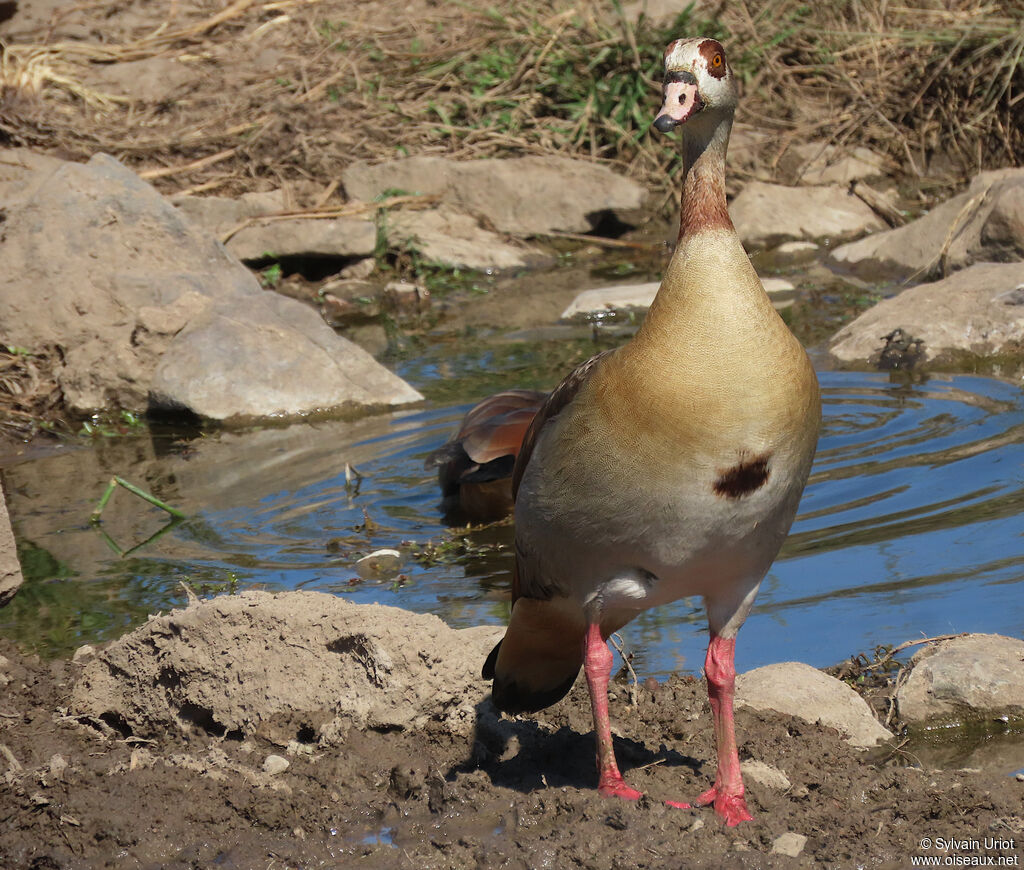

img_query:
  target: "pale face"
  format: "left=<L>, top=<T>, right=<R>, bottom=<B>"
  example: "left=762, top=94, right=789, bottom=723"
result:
left=653, top=38, right=738, bottom=132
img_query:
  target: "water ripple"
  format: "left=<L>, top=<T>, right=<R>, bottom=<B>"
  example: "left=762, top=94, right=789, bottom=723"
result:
left=1, top=371, right=1022, bottom=678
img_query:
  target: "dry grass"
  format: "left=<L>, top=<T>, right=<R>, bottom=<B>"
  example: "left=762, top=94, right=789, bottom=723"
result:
left=0, top=0, right=1020, bottom=201
left=0, top=347, right=63, bottom=442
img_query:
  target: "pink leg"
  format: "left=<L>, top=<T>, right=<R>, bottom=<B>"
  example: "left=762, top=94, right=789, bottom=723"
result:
left=583, top=623, right=643, bottom=801
left=694, top=633, right=753, bottom=826
left=583, top=623, right=690, bottom=808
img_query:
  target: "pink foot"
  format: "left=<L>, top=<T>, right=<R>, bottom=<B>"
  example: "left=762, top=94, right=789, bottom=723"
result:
left=696, top=786, right=753, bottom=827
left=598, top=774, right=643, bottom=801
left=664, top=799, right=692, bottom=810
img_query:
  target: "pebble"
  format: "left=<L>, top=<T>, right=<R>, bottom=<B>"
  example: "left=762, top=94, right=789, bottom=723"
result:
left=354, top=549, right=403, bottom=579
left=72, top=645, right=95, bottom=664
left=48, top=754, right=68, bottom=780
left=772, top=832, right=808, bottom=857
left=739, top=759, right=792, bottom=791
left=263, top=754, right=290, bottom=775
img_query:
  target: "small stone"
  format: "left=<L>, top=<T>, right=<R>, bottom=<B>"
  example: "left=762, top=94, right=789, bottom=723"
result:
left=762, top=277, right=796, bottom=295
left=354, top=549, right=403, bottom=579
left=1015, top=772, right=1024, bottom=782
left=320, top=292, right=361, bottom=327
left=790, top=784, right=810, bottom=799
left=688, top=818, right=705, bottom=833
left=72, top=645, right=96, bottom=664
left=740, top=759, right=791, bottom=791
left=776, top=241, right=819, bottom=257
left=382, top=281, right=430, bottom=315
left=48, top=754, right=68, bottom=781
left=561, top=282, right=659, bottom=320
left=263, top=754, right=290, bottom=775
left=772, top=832, right=808, bottom=857
left=339, top=258, right=376, bottom=280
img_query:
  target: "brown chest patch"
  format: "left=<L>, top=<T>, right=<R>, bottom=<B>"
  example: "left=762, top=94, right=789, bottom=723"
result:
left=713, top=453, right=771, bottom=499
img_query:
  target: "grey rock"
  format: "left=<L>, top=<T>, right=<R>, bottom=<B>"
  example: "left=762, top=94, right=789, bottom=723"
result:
left=0, top=153, right=421, bottom=419
left=772, top=241, right=820, bottom=263
left=897, top=634, right=1024, bottom=724
left=731, top=181, right=885, bottom=249
left=262, top=754, right=290, bottom=775
left=829, top=261, right=1024, bottom=366
left=0, top=148, right=70, bottom=209
left=560, top=278, right=796, bottom=320
left=174, top=190, right=286, bottom=236
left=151, top=293, right=421, bottom=420
left=343, top=155, right=646, bottom=236
left=560, top=282, right=661, bottom=319
left=772, top=833, right=808, bottom=857
left=829, top=168, right=1024, bottom=281
left=781, top=143, right=889, bottom=186
left=339, top=258, right=376, bottom=280
left=227, top=217, right=377, bottom=262
left=176, top=191, right=377, bottom=261
left=736, top=662, right=893, bottom=748
left=387, top=207, right=548, bottom=271
left=72, top=645, right=96, bottom=664
left=354, top=549, right=403, bottom=580
left=0, top=483, right=24, bottom=607
left=739, top=760, right=791, bottom=791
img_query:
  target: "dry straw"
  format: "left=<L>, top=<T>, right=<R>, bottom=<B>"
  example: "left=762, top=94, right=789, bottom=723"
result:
left=0, top=0, right=1020, bottom=198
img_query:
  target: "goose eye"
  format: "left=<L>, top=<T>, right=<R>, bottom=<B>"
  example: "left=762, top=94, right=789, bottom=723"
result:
left=712, top=54, right=723, bottom=68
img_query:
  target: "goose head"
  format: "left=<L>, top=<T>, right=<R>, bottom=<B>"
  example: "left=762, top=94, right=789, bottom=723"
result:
left=653, top=38, right=738, bottom=134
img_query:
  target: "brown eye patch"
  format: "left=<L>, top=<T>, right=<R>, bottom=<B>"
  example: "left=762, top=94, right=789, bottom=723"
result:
left=698, top=38, right=727, bottom=79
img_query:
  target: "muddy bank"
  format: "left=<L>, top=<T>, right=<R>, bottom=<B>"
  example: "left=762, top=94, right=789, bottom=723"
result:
left=1, top=593, right=1022, bottom=869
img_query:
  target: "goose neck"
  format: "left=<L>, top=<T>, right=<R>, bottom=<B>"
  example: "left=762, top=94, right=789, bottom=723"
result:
left=678, top=115, right=733, bottom=239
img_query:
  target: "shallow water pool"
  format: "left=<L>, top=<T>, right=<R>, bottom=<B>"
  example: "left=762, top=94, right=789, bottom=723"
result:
left=2, top=364, right=1022, bottom=680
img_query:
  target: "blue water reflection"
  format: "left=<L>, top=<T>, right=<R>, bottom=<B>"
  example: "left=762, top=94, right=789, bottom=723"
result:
left=1, top=371, right=1022, bottom=678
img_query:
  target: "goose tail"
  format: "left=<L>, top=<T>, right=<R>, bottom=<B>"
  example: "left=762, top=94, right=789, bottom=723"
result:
left=482, top=596, right=586, bottom=713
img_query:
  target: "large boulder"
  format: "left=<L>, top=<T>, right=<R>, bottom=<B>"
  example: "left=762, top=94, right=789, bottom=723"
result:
left=0, top=153, right=421, bottom=420
left=730, top=181, right=885, bottom=249
left=829, top=168, right=1024, bottom=281
left=342, top=155, right=646, bottom=236
left=71, top=590, right=503, bottom=742
left=736, top=662, right=893, bottom=748
left=897, top=634, right=1024, bottom=725
left=829, top=261, right=1024, bottom=366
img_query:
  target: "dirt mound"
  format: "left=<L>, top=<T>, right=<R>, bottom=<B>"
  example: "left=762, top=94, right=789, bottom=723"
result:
left=2, top=609, right=1023, bottom=867
left=71, top=590, right=502, bottom=745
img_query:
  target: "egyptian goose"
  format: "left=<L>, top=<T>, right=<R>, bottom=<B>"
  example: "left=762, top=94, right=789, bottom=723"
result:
left=429, top=389, right=546, bottom=521
left=482, top=38, right=820, bottom=826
